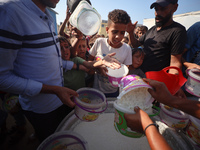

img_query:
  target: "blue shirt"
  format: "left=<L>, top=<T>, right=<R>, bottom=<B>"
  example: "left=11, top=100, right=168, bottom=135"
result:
left=0, top=0, right=63, bottom=113
left=183, top=22, right=200, bottom=65
left=62, top=60, right=74, bottom=72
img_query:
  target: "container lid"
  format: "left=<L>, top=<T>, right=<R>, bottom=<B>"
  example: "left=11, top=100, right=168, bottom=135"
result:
left=107, top=64, right=129, bottom=78
left=37, top=131, right=88, bottom=150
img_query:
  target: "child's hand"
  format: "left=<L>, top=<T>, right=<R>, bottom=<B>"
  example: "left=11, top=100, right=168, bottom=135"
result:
left=103, top=53, right=121, bottom=69
left=71, top=27, right=83, bottom=39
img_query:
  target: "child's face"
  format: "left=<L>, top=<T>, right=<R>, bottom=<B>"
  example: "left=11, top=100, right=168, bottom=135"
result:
left=60, top=41, right=71, bottom=60
left=106, top=22, right=126, bottom=48
left=132, top=51, right=144, bottom=69
left=137, top=30, right=145, bottom=38
left=77, top=40, right=87, bottom=59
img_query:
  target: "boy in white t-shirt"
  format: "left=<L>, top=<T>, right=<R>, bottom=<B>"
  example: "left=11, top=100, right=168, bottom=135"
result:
left=89, top=9, right=132, bottom=97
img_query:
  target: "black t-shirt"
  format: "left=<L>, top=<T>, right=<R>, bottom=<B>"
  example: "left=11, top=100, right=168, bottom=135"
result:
left=139, top=22, right=187, bottom=73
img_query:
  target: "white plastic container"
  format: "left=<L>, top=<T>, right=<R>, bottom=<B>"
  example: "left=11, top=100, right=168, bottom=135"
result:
left=37, top=131, right=89, bottom=150
left=74, top=88, right=107, bottom=122
left=69, top=0, right=101, bottom=35
left=160, top=104, right=189, bottom=129
left=185, top=69, right=200, bottom=97
left=107, top=64, right=129, bottom=87
left=185, top=115, right=200, bottom=147
left=114, top=100, right=155, bottom=138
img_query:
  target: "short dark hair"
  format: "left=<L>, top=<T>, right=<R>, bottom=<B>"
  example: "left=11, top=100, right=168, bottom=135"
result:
left=138, top=26, right=148, bottom=32
left=58, top=35, right=71, bottom=46
left=107, top=9, right=130, bottom=26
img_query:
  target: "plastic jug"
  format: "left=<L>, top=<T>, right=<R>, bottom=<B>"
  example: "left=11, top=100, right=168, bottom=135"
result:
left=145, top=66, right=187, bottom=95
left=67, top=0, right=91, bottom=13
left=69, top=0, right=101, bottom=36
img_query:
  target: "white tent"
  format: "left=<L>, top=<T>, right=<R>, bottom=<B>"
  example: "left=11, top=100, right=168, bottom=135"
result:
left=143, top=10, right=200, bottom=30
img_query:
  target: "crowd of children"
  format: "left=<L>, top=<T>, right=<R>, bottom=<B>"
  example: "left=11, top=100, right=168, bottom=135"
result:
left=58, top=8, right=150, bottom=98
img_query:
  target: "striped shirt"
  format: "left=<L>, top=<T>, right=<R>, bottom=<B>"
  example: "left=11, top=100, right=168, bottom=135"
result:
left=0, top=0, right=63, bottom=113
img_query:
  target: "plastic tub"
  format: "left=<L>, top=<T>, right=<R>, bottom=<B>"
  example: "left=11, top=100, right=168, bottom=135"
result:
left=74, top=88, right=107, bottom=122
left=69, top=0, right=101, bottom=35
left=118, top=75, right=154, bottom=105
left=185, top=115, right=200, bottom=148
left=37, top=131, right=88, bottom=150
left=185, top=69, right=200, bottom=97
left=159, top=104, right=189, bottom=129
left=114, top=100, right=159, bottom=138
left=67, top=0, right=92, bottom=13
left=107, top=64, right=129, bottom=87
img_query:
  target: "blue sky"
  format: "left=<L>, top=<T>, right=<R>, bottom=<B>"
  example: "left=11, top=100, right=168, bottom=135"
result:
left=54, top=0, right=200, bottom=25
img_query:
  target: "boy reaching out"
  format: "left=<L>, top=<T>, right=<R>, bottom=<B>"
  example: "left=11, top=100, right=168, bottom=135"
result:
left=59, top=36, right=120, bottom=90
left=89, top=9, right=132, bottom=97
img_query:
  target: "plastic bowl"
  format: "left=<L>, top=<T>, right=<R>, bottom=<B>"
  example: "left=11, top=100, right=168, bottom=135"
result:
left=159, top=104, right=189, bottom=129
left=74, top=88, right=107, bottom=122
left=37, top=131, right=88, bottom=150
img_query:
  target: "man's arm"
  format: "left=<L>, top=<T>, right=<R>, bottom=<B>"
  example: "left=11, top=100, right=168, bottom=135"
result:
left=40, top=84, right=77, bottom=108
left=182, top=57, right=200, bottom=70
left=143, top=78, right=200, bottom=119
left=169, top=54, right=182, bottom=74
left=126, top=21, right=141, bottom=48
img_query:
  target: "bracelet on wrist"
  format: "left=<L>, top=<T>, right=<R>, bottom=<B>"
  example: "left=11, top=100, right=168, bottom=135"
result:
left=144, top=123, right=159, bottom=135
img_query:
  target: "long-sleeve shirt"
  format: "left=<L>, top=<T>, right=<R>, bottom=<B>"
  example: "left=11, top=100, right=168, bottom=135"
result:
left=0, top=0, right=63, bottom=113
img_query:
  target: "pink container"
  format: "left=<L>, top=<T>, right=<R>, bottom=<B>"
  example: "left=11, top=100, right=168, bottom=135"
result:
left=107, top=64, right=129, bottom=87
